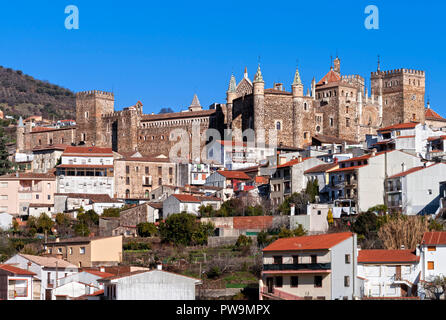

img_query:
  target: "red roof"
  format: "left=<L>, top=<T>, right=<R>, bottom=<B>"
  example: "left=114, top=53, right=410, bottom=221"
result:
left=422, top=231, right=446, bottom=245
left=304, top=163, right=338, bottom=174
left=263, top=232, right=353, bottom=252
left=172, top=194, right=201, bottom=203
left=330, top=165, right=367, bottom=173
left=276, top=157, right=311, bottom=169
left=63, top=146, right=113, bottom=156
left=83, top=270, right=114, bottom=278
left=378, top=122, right=419, bottom=132
left=388, top=164, right=439, bottom=179
left=358, top=250, right=419, bottom=263
left=425, top=108, right=446, bottom=120
left=317, top=69, right=341, bottom=86
left=0, top=264, right=36, bottom=276
left=217, top=170, right=251, bottom=180
left=427, top=135, right=446, bottom=142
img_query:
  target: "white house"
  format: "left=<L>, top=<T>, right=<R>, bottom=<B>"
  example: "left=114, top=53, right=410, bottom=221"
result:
left=54, top=193, right=124, bottom=216
left=260, top=232, right=362, bottom=300
left=289, top=204, right=330, bottom=235
left=328, top=150, right=425, bottom=213
left=386, top=163, right=446, bottom=215
left=0, top=264, right=37, bottom=300
left=374, top=122, right=444, bottom=158
left=4, top=254, right=78, bottom=300
left=0, top=212, right=13, bottom=231
left=419, top=232, right=446, bottom=284
left=97, top=269, right=201, bottom=300
left=162, top=194, right=221, bottom=218
left=56, top=146, right=115, bottom=197
left=357, top=249, right=420, bottom=298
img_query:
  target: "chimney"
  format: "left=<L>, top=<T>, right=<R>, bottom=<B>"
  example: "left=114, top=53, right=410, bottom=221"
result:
left=371, top=148, right=377, bottom=157
left=274, top=83, right=283, bottom=91
left=401, top=245, right=405, bottom=250
left=298, top=155, right=302, bottom=162
left=401, top=162, right=406, bottom=172
left=156, top=263, right=163, bottom=271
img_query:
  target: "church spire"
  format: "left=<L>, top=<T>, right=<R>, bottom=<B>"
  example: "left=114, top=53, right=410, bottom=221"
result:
left=254, top=64, right=264, bottom=83
left=292, top=64, right=302, bottom=86
left=244, top=67, right=248, bottom=79
left=228, top=73, right=236, bottom=93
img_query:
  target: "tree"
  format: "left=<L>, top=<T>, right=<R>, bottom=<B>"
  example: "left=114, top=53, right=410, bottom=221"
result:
left=159, top=107, right=174, bottom=114
left=198, top=204, right=216, bottom=217
left=102, top=207, right=121, bottom=218
left=136, top=222, right=158, bottom=237
left=423, top=275, right=446, bottom=300
left=36, top=213, right=54, bottom=234
left=234, top=235, right=253, bottom=250
left=257, top=231, right=273, bottom=249
left=352, top=211, right=379, bottom=238
left=55, top=213, right=72, bottom=237
left=217, top=199, right=244, bottom=217
left=378, top=213, right=429, bottom=250
left=159, top=212, right=214, bottom=246
left=278, top=192, right=311, bottom=215
left=305, top=179, right=319, bottom=203
left=74, top=222, right=90, bottom=237
left=0, top=127, right=12, bottom=175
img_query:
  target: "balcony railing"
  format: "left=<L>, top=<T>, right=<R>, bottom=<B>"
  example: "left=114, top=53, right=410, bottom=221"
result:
left=263, top=263, right=331, bottom=271
left=18, top=187, right=42, bottom=192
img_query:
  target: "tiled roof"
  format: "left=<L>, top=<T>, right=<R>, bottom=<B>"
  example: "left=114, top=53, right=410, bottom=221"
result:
left=0, top=264, right=36, bottom=276
left=29, top=203, right=54, bottom=208
left=263, top=232, right=353, bottom=252
left=30, top=126, right=75, bottom=133
left=425, top=108, right=446, bottom=121
left=358, top=250, right=419, bottom=263
left=54, top=193, right=119, bottom=203
left=83, top=270, right=115, bottom=278
left=172, top=194, right=201, bottom=203
left=0, top=171, right=56, bottom=180
left=276, top=157, right=311, bottom=169
left=422, top=231, right=446, bottom=245
left=45, top=235, right=120, bottom=245
left=427, top=135, right=446, bottom=142
left=147, top=202, right=163, bottom=209
left=388, top=164, right=439, bottom=179
left=312, top=134, right=357, bottom=145
left=217, top=170, right=251, bottom=180
left=32, top=144, right=69, bottom=152
left=378, top=122, right=419, bottom=132
left=304, top=163, right=338, bottom=174
left=317, top=69, right=341, bottom=86
left=197, top=196, right=222, bottom=202
left=19, top=254, right=77, bottom=269
left=264, top=88, right=292, bottom=95
left=98, top=270, right=149, bottom=281
left=63, top=146, right=114, bottom=156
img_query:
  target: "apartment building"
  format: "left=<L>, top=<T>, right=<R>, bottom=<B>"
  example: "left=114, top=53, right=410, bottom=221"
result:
left=385, top=163, right=446, bottom=215
left=162, top=194, right=221, bottom=218
left=56, top=146, right=115, bottom=197
left=260, top=232, right=361, bottom=300
left=44, top=235, right=123, bottom=268
left=270, top=156, right=325, bottom=206
left=114, top=152, right=176, bottom=199
left=328, top=150, right=424, bottom=212
left=0, top=172, right=56, bottom=216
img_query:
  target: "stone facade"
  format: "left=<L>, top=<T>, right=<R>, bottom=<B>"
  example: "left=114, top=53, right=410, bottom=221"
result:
left=113, top=153, right=177, bottom=199
left=229, top=58, right=426, bottom=148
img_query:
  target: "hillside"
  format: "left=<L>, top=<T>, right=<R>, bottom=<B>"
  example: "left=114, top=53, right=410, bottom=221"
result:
left=0, top=66, right=75, bottom=120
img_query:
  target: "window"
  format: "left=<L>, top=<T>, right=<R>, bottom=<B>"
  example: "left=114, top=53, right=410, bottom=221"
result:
left=346, top=106, right=349, bottom=114
left=145, top=167, right=149, bottom=174
left=346, top=118, right=350, bottom=127
left=428, top=246, right=436, bottom=252
left=311, top=255, right=317, bottom=264
left=0, top=182, right=8, bottom=188
left=345, top=254, right=351, bottom=264
left=126, top=166, right=130, bottom=174
left=428, top=189, right=433, bottom=195
left=126, top=177, right=130, bottom=185
left=36, top=194, right=39, bottom=200
left=80, top=247, right=86, bottom=255
left=48, top=195, right=51, bottom=200
left=69, top=247, right=73, bottom=255
left=158, top=167, right=162, bottom=175
left=169, top=167, right=173, bottom=175
left=275, top=276, right=283, bottom=288
left=273, top=256, right=283, bottom=264
left=0, top=195, right=7, bottom=200
left=344, top=276, right=350, bottom=287
left=158, top=178, right=162, bottom=185
left=314, top=276, right=322, bottom=288
left=291, top=276, right=299, bottom=288
left=276, top=121, right=281, bottom=130
left=329, top=118, right=334, bottom=127
left=292, top=255, right=299, bottom=264
left=57, top=248, right=62, bottom=254
left=8, top=279, right=28, bottom=298
left=428, top=261, right=434, bottom=270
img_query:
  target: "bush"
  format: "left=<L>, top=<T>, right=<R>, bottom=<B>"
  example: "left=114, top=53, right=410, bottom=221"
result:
left=137, top=222, right=158, bottom=237
left=234, top=235, right=253, bottom=250
left=123, top=241, right=151, bottom=251
left=207, top=266, right=222, bottom=279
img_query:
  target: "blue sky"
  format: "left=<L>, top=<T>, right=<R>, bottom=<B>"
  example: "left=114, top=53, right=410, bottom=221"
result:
left=0, top=0, right=444, bottom=115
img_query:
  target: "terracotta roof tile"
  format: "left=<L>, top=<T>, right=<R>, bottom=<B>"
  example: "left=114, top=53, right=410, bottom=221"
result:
left=388, top=164, right=439, bottom=179
left=425, top=108, right=446, bottom=120
left=172, top=194, right=201, bottom=203
left=304, top=163, right=339, bottom=174
left=317, top=69, right=341, bottom=86
left=358, top=250, right=419, bottom=263
left=276, top=157, right=311, bottom=169
left=83, top=270, right=115, bottom=278
left=217, top=170, right=251, bottom=180
left=263, top=232, right=353, bottom=252
left=0, top=264, right=36, bottom=276
left=19, top=254, right=77, bottom=268
left=63, top=146, right=113, bottom=156
left=378, top=122, right=419, bottom=132
left=422, top=231, right=446, bottom=245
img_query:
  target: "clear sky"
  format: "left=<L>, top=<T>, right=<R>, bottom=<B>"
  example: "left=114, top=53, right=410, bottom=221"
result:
left=0, top=0, right=444, bottom=115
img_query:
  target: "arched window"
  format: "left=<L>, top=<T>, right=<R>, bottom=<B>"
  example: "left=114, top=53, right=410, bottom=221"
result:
left=125, top=189, right=130, bottom=198
left=145, top=190, right=150, bottom=198
left=276, top=121, right=281, bottom=130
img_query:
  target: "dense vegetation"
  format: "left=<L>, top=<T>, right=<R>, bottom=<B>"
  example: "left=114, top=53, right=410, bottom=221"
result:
left=0, top=66, right=75, bottom=119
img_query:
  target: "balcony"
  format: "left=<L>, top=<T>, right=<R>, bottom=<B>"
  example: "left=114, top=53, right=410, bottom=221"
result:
left=263, top=263, right=331, bottom=272
left=18, top=187, right=42, bottom=193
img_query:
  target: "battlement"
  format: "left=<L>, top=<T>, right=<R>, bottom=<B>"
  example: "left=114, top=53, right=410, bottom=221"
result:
left=76, top=90, right=115, bottom=98
left=371, top=69, right=425, bottom=77
left=341, top=74, right=364, bottom=81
